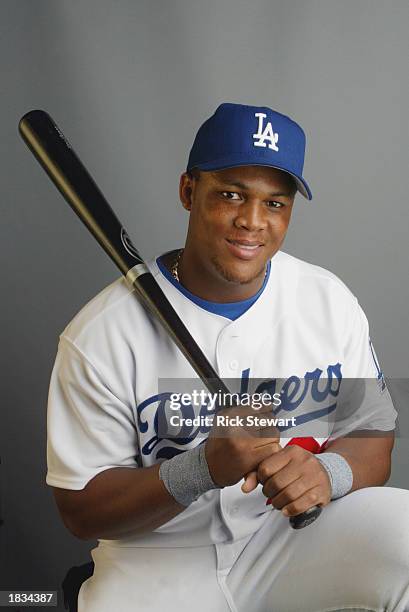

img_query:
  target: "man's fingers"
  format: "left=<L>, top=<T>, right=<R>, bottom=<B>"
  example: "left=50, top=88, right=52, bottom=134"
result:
left=256, top=445, right=292, bottom=482
left=259, top=459, right=305, bottom=496
left=265, top=475, right=307, bottom=509
left=253, top=441, right=282, bottom=464
left=241, top=471, right=258, bottom=493
left=280, top=486, right=326, bottom=517
left=242, top=440, right=284, bottom=493
left=242, top=443, right=284, bottom=493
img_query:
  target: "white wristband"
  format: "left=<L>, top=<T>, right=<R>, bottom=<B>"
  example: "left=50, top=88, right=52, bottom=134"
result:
left=316, top=452, right=353, bottom=499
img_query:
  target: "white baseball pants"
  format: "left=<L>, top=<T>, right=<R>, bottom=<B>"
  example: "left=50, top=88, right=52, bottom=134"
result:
left=78, top=487, right=409, bottom=612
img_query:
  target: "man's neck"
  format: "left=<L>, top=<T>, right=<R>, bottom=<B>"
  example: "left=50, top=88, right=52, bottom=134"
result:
left=160, top=249, right=267, bottom=303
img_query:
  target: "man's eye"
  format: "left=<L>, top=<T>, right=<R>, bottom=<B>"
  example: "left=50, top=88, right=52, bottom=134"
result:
left=268, top=201, right=284, bottom=209
left=221, top=191, right=241, bottom=200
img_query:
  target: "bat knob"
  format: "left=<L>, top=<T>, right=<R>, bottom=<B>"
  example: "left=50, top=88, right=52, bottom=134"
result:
left=289, top=505, right=322, bottom=529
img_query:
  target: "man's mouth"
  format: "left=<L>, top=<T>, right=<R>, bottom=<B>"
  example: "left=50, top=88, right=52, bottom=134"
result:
left=225, top=239, right=264, bottom=260
left=228, top=241, right=259, bottom=250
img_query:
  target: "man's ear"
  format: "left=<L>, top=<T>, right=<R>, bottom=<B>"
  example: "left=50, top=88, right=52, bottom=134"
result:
left=179, top=172, right=194, bottom=211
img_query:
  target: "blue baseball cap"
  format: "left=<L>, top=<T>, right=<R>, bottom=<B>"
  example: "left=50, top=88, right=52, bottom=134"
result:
left=187, top=102, right=312, bottom=200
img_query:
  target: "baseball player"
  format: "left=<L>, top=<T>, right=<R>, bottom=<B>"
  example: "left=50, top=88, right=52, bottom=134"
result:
left=46, top=103, right=409, bottom=611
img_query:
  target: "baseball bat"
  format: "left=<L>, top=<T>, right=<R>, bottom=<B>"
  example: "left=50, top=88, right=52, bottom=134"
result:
left=18, top=109, right=322, bottom=530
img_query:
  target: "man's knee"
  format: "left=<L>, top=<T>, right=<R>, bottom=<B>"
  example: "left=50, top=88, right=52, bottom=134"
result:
left=336, top=487, right=409, bottom=572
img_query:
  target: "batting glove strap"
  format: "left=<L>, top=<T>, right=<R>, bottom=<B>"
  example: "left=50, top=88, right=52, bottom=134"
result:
left=159, top=444, right=219, bottom=507
left=315, top=452, right=353, bottom=499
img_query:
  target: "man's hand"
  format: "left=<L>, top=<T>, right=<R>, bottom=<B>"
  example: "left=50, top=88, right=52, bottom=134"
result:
left=205, top=405, right=281, bottom=487
left=244, top=445, right=332, bottom=517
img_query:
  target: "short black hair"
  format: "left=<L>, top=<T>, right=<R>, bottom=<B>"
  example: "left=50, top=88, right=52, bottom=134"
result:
left=186, top=167, right=201, bottom=180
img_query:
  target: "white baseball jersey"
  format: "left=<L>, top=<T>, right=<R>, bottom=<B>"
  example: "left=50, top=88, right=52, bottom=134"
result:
left=46, top=249, right=397, bottom=611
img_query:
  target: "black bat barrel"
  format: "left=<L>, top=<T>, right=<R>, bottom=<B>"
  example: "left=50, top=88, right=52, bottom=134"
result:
left=19, top=110, right=141, bottom=276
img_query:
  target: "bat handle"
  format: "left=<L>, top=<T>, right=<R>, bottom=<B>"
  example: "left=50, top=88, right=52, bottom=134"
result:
left=289, top=505, right=322, bottom=529
left=266, top=497, right=322, bottom=529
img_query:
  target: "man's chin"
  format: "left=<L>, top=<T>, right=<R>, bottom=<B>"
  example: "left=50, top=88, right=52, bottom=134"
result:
left=211, top=257, right=267, bottom=286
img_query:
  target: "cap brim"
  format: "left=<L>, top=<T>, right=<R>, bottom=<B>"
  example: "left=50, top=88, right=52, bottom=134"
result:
left=191, top=159, right=312, bottom=200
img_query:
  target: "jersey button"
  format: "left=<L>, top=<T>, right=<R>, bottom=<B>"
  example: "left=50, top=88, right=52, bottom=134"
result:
left=229, top=360, right=239, bottom=370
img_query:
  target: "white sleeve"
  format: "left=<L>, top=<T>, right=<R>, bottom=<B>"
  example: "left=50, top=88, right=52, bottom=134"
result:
left=329, top=299, right=397, bottom=440
left=46, top=336, right=139, bottom=490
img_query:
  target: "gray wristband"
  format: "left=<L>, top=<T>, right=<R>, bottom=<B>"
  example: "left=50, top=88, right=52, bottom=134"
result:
left=159, top=444, right=219, bottom=506
left=316, top=452, right=353, bottom=499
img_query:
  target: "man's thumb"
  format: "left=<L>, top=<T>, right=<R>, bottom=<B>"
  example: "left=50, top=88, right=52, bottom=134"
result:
left=241, top=470, right=258, bottom=493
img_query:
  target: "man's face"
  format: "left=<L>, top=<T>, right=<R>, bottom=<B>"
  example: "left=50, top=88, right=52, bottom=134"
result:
left=180, top=165, right=296, bottom=296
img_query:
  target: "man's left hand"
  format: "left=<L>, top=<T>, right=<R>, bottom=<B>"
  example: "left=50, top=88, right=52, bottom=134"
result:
left=243, top=445, right=332, bottom=517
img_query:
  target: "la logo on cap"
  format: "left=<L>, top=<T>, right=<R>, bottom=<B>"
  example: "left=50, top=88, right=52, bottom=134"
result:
left=252, top=112, right=279, bottom=151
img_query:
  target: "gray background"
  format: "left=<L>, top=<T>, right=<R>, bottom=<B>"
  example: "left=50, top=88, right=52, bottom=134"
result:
left=1, top=0, right=408, bottom=607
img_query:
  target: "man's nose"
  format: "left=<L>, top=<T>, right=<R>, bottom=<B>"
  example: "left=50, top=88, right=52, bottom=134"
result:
left=234, top=200, right=267, bottom=231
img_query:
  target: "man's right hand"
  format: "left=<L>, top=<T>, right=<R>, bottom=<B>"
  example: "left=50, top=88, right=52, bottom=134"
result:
left=204, top=405, right=281, bottom=488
